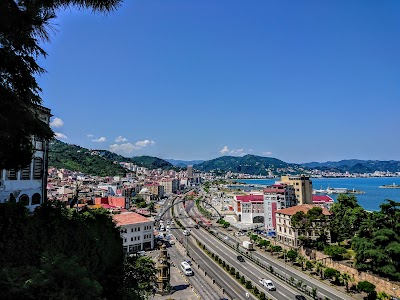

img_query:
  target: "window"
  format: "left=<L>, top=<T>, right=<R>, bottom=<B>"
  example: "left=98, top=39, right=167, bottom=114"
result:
left=20, top=164, right=31, bottom=180
left=31, top=193, right=41, bottom=205
left=19, top=194, right=29, bottom=206
left=131, top=228, right=134, bottom=233
left=7, top=169, right=17, bottom=180
left=131, top=237, right=134, bottom=241
left=33, top=158, right=42, bottom=179
left=124, top=238, right=127, bottom=243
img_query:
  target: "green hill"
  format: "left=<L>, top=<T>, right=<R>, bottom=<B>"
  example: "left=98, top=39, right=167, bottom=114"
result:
left=194, top=154, right=305, bottom=176
left=48, top=140, right=126, bottom=177
left=48, top=140, right=173, bottom=176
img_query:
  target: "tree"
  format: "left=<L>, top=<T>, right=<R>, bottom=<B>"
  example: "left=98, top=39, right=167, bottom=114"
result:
left=323, top=245, right=347, bottom=260
left=340, top=273, right=352, bottom=293
left=312, top=287, right=318, bottom=299
left=315, top=261, right=325, bottom=279
left=0, top=0, right=122, bottom=169
left=0, top=202, right=125, bottom=299
left=330, top=194, right=367, bottom=242
left=357, top=281, right=376, bottom=298
left=287, top=249, right=298, bottom=262
left=124, top=255, right=156, bottom=299
left=324, top=268, right=340, bottom=283
left=296, top=255, right=307, bottom=270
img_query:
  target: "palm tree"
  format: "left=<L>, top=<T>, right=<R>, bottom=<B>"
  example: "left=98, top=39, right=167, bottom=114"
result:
left=377, top=291, right=390, bottom=300
left=315, top=261, right=325, bottom=279
left=296, top=255, right=307, bottom=270
left=0, top=0, right=122, bottom=169
left=340, top=273, right=352, bottom=293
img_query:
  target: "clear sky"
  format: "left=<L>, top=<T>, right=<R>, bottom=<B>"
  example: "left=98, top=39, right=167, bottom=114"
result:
left=38, top=1, right=400, bottom=163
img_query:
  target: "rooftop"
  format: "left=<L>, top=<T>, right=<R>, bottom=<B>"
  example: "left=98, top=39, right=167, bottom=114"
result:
left=112, top=212, right=151, bottom=226
left=312, top=195, right=334, bottom=203
left=235, top=194, right=264, bottom=202
left=276, top=204, right=331, bottom=216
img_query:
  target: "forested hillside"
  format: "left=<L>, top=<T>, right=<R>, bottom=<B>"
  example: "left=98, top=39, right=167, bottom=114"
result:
left=194, top=154, right=305, bottom=175
left=49, top=140, right=174, bottom=176
left=49, top=140, right=126, bottom=177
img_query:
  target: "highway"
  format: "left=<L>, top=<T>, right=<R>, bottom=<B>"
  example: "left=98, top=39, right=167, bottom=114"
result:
left=160, top=192, right=355, bottom=300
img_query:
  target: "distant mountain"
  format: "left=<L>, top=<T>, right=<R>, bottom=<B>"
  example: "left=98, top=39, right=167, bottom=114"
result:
left=166, top=159, right=205, bottom=167
left=301, top=160, right=400, bottom=173
left=49, top=140, right=126, bottom=177
left=49, top=140, right=174, bottom=176
left=194, top=154, right=305, bottom=176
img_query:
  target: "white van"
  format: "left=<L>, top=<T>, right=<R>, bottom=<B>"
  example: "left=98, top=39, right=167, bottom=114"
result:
left=180, top=261, right=193, bottom=276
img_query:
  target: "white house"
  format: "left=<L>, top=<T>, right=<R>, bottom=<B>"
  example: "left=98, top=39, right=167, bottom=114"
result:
left=113, top=212, right=154, bottom=253
left=0, top=106, right=51, bottom=211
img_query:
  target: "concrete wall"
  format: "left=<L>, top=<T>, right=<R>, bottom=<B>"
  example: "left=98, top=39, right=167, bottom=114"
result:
left=300, top=248, right=400, bottom=297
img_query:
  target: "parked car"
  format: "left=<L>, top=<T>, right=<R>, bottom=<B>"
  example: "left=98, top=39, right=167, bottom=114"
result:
left=194, top=224, right=199, bottom=229
left=295, top=295, right=306, bottom=300
left=237, top=255, right=245, bottom=262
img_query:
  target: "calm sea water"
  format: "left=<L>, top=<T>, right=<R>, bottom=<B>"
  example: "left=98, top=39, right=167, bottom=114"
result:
left=236, top=177, right=400, bottom=212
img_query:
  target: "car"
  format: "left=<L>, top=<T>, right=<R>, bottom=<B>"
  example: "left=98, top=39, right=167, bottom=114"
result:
left=194, top=224, right=199, bottom=229
left=295, top=296, right=306, bottom=300
left=183, top=230, right=190, bottom=236
left=224, top=236, right=229, bottom=240
left=259, top=278, right=276, bottom=291
left=237, top=255, right=245, bottom=262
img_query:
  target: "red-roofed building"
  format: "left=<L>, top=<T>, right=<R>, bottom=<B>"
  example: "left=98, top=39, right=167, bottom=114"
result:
left=275, top=204, right=332, bottom=248
left=233, top=194, right=264, bottom=223
left=312, top=195, right=334, bottom=210
left=112, top=212, right=154, bottom=253
left=94, top=196, right=129, bottom=209
left=263, top=183, right=296, bottom=232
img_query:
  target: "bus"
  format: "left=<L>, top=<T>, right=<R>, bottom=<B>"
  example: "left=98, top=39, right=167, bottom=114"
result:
left=180, top=261, right=193, bottom=276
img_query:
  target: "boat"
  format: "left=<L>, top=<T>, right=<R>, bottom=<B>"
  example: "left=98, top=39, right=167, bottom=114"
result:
left=346, top=188, right=366, bottom=194
left=379, top=183, right=400, bottom=189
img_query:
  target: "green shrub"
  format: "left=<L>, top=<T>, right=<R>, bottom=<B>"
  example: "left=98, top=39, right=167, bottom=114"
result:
left=245, top=280, right=252, bottom=289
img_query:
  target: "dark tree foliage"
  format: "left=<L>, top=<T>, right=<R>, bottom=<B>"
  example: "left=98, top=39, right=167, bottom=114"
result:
left=0, top=202, right=125, bottom=299
left=124, top=255, right=156, bottom=299
left=0, top=0, right=122, bottom=169
left=291, top=207, right=329, bottom=249
left=352, top=200, right=400, bottom=280
left=329, top=194, right=368, bottom=242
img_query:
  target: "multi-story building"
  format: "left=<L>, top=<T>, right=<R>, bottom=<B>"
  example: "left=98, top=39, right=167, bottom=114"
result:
left=145, top=183, right=164, bottom=198
left=275, top=204, right=331, bottom=248
left=0, top=105, right=51, bottom=211
left=187, top=165, right=193, bottom=179
left=312, top=195, right=334, bottom=210
left=233, top=194, right=264, bottom=223
left=263, top=183, right=296, bottom=231
left=280, top=175, right=313, bottom=205
left=159, top=178, right=179, bottom=194
left=113, top=212, right=154, bottom=253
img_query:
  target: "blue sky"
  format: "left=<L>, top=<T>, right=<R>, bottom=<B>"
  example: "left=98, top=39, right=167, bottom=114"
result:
left=38, top=1, right=400, bottom=163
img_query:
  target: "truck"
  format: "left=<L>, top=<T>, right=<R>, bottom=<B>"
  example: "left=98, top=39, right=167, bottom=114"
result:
left=242, top=241, right=254, bottom=250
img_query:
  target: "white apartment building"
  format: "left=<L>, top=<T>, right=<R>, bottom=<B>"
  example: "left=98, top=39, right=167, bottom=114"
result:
left=113, top=212, right=154, bottom=253
left=0, top=106, right=51, bottom=211
left=263, top=183, right=296, bottom=231
left=233, top=194, right=264, bottom=223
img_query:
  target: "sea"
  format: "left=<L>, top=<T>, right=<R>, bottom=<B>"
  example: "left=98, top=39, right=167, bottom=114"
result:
left=235, top=177, right=400, bottom=212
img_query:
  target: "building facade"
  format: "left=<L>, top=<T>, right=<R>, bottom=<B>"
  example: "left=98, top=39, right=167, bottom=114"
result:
left=263, top=183, right=296, bottom=231
left=233, top=194, right=264, bottom=223
left=113, top=212, right=154, bottom=253
left=275, top=204, right=331, bottom=248
left=280, top=175, right=313, bottom=205
left=0, top=106, right=51, bottom=211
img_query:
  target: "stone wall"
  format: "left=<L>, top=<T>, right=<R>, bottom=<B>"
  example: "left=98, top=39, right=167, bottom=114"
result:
left=300, top=248, right=400, bottom=298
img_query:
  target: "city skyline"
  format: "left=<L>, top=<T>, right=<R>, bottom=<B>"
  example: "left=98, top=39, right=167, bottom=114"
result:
left=38, top=1, right=400, bottom=163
